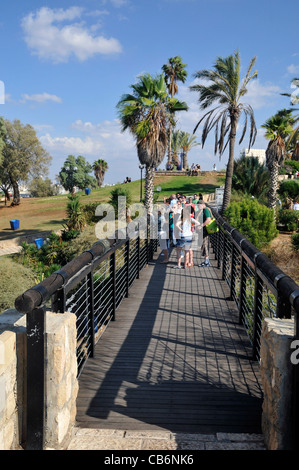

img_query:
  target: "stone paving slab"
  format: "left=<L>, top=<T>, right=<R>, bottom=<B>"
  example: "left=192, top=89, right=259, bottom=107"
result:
left=67, top=428, right=266, bottom=450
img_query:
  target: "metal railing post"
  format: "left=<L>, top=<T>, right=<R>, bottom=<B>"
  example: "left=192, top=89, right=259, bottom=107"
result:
left=87, top=270, right=95, bottom=357
left=110, top=252, right=116, bottom=321
left=252, top=273, right=263, bottom=360
left=26, top=305, right=46, bottom=450
left=137, top=235, right=140, bottom=279
left=125, top=238, right=130, bottom=297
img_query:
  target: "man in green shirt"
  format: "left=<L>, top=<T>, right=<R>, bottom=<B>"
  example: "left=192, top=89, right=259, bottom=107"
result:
left=197, top=202, right=212, bottom=267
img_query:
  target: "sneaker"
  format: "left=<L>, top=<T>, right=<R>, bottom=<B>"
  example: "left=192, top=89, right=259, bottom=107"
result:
left=199, top=261, right=210, bottom=267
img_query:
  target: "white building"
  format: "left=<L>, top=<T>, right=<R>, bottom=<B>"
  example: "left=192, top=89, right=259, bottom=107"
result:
left=241, top=148, right=266, bottom=166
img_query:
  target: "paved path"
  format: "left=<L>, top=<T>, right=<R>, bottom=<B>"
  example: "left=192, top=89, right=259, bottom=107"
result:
left=67, top=428, right=266, bottom=450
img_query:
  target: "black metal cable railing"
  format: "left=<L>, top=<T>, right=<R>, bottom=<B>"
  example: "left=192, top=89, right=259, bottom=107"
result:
left=209, top=207, right=299, bottom=449
left=13, top=206, right=299, bottom=450
left=15, top=220, right=157, bottom=450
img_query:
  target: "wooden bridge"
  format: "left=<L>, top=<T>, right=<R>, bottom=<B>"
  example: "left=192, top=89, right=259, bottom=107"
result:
left=76, top=247, right=263, bottom=434
left=15, top=207, right=299, bottom=449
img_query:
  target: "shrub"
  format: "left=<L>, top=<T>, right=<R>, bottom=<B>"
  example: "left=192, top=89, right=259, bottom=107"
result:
left=278, top=209, right=299, bottom=231
left=284, top=160, right=299, bottom=174
left=292, top=233, right=299, bottom=251
left=278, top=179, right=299, bottom=201
left=224, top=198, right=278, bottom=249
left=0, top=257, right=36, bottom=311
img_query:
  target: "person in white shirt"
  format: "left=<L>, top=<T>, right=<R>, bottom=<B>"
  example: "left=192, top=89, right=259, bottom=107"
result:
left=293, top=200, right=299, bottom=210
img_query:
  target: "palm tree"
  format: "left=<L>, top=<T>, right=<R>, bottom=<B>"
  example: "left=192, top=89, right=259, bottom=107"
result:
left=261, top=109, right=294, bottom=210
left=92, top=159, right=108, bottom=188
left=162, top=57, right=188, bottom=165
left=232, top=155, right=269, bottom=200
left=190, top=51, right=258, bottom=214
left=171, top=129, right=184, bottom=167
left=180, top=132, right=200, bottom=169
left=117, top=73, right=188, bottom=212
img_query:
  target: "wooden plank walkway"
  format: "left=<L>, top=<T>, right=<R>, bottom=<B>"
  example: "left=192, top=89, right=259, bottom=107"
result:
left=76, top=247, right=263, bottom=434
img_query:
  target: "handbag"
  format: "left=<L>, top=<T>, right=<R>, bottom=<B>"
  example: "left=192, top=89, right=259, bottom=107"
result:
left=205, top=218, right=219, bottom=234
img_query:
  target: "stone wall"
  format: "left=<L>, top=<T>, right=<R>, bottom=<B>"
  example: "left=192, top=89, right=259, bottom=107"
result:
left=0, top=310, right=26, bottom=450
left=260, top=318, right=295, bottom=450
left=0, top=309, right=78, bottom=450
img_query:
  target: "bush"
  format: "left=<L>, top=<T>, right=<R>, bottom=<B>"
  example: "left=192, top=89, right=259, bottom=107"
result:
left=0, top=257, right=36, bottom=311
left=224, top=198, right=278, bottom=249
left=278, top=209, right=299, bottom=231
left=292, top=233, right=299, bottom=251
left=278, top=179, right=299, bottom=201
left=284, top=160, right=299, bottom=174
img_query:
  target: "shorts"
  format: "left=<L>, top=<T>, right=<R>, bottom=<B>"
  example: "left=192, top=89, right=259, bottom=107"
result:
left=158, top=233, right=169, bottom=250
left=176, top=236, right=193, bottom=249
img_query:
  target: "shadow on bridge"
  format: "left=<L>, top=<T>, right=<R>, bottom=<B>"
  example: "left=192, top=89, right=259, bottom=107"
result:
left=76, top=248, right=263, bottom=433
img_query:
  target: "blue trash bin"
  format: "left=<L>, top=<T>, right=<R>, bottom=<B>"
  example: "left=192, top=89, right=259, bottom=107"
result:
left=34, top=238, right=43, bottom=249
left=10, top=219, right=20, bottom=230
left=85, top=188, right=91, bottom=195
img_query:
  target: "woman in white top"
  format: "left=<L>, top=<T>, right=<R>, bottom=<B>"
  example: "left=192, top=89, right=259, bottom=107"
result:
left=174, top=206, right=200, bottom=268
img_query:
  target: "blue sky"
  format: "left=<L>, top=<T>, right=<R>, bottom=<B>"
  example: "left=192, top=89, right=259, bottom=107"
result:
left=0, top=0, right=298, bottom=185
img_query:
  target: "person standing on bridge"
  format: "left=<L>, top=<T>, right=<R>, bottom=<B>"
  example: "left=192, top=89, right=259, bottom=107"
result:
left=174, top=205, right=200, bottom=268
left=158, top=207, right=169, bottom=263
left=196, top=201, right=212, bottom=267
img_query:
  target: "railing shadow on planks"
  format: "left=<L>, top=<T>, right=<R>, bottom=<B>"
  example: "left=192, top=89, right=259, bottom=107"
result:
left=15, top=210, right=299, bottom=450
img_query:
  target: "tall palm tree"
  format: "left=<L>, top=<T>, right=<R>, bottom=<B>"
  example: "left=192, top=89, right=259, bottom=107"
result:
left=162, top=56, right=188, bottom=165
left=190, top=51, right=258, bottom=214
left=180, top=132, right=200, bottom=169
left=92, top=159, right=108, bottom=188
left=117, top=73, right=188, bottom=212
left=171, top=129, right=184, bottom=167
left=261, top=109, right=294, bottom=210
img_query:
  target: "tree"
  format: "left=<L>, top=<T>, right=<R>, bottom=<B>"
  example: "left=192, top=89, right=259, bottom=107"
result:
left=280, top=80, right=299, bottom=160
left=171, top=129, right=184, bottom=167
left=180, top=132, right=200, bottom=169
left=0, top=117, right=6, bottom=166
left=28, top=177, right=58, bottom=197
left=117, top=73, right=188, bottom=211
left=232, top=155, right=269, bottom=200
left=59, top=155, right=97, bottom=193
left=190, top=51, right=258, bottom=214
left=162, top=56, right=188, bottom=165
left=261, top=109, right=294, bottom=210
left=92, top=159, right=108, bottom=188
left=1, top=119, right=51, bottom=205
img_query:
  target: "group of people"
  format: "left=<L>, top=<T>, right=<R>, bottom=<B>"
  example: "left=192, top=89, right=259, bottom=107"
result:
left=158, top=193, right=212, bottom=269
left=188, top=164, right=201, bottom=176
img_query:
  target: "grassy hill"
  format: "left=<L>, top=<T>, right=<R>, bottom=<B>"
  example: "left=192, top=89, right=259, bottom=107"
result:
left=0, top=172, right=225, bottom=241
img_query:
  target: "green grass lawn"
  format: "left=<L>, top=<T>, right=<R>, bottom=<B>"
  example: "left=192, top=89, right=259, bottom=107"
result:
left=0, top=173, right=224, bottom=241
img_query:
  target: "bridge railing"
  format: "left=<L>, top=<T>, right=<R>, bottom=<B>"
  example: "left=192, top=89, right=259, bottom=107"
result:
left=14, top=221, right=157, bottom=449
left=209, top=207, right=299, bottom=447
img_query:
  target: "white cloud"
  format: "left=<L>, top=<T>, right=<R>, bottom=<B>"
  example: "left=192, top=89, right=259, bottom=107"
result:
left=287, top=64, right=299, bottom=74
left=21, top=6, right=122, bottom=63
left=40, top=133, right=104, bottom=155
left=238, top=79, right=281, bottom=109
left=40, top=118, right=138, bottom=183
left=21, top=92, right=62, bottom=103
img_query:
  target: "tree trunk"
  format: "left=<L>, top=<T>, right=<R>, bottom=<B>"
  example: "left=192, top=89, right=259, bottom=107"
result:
left=221, top=116, right=238, bottom=215
left=268, top=163, right=279, bottom=212
left=293, top=142, right=299, bottom=161
left=183, top=152, right=188, bottom=170
left=145, top=166, right=154, bottom=213
left=11, top=179, right=20, bottom=206
left=167, top=125, right=172, bottom=165
left=2, top=187, right=11, bottom=202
